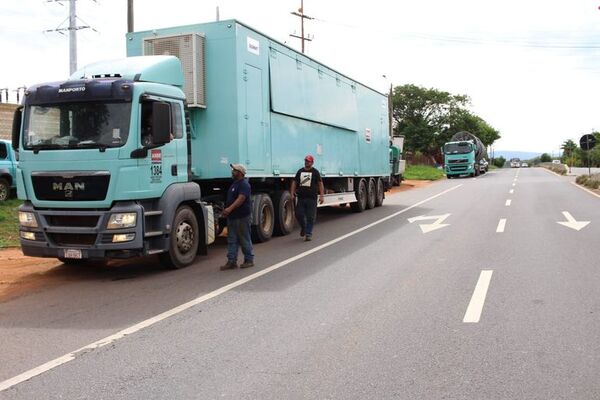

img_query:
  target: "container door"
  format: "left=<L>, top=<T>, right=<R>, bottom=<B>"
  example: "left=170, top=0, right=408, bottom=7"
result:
left=244, top=65, right=265, bottom=171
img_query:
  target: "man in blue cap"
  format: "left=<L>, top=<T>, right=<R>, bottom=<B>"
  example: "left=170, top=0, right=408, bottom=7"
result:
left=220, top=163, right=255, bottom=270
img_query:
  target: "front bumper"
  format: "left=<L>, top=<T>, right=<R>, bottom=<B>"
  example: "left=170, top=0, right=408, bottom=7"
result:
left=18, top=201, right=145, bottom=260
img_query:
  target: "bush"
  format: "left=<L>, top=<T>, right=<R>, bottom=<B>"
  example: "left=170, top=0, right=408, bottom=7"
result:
left=577, top=173, right=600, bottom=190
left=541, top=162, right=567, bottom=175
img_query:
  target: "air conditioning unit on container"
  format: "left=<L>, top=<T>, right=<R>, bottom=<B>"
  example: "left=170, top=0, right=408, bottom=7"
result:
left=143, top=33, right=206, bottom=108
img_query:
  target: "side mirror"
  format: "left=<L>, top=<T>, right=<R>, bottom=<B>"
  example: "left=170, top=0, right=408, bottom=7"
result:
left=152, top=102, right=171, bottom=145
left=11, top=106, right=23, bottom=151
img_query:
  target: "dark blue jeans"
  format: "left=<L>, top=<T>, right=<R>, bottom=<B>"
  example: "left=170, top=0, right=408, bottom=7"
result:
left=295, top=197, right=317, bottom=236
left=227, top=215, right=254, bottom=263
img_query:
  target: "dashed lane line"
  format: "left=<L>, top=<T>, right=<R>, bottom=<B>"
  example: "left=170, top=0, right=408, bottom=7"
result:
left=463, top=270, right=494, bottom=323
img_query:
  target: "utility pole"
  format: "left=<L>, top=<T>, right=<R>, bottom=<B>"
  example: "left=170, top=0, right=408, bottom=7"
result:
left=45, top=0, right=96, bottom=75
left=127, top=0, right=134, bottom=33
left=290, top=0, right=313, bottom=53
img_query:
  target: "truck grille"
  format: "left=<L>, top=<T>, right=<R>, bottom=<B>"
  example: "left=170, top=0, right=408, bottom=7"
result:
left=45, top=215, right=100, bottom=228
left=48, top=233, right=97, bottom=247
left=447, top=159, right=468, bottom=164
left=31, top=172, right=110, bottom=201
left=449, top=166, right=468, bottom=172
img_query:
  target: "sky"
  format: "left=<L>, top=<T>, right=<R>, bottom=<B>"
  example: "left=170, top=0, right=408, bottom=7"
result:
left=2, top=0, right=600, bottom=153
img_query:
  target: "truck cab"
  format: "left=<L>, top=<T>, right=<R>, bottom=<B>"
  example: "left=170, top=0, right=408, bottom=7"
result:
left=444, top=140, right=478, bottom=178
left=13, top=56, right=214, bottom=267
left=0, top=139, right=17, bottom=201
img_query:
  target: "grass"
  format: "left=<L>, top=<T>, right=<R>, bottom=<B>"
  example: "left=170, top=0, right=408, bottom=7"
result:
left=404, top=165, right=446, bottom=181
left=0, top=199, right=22, bottom=248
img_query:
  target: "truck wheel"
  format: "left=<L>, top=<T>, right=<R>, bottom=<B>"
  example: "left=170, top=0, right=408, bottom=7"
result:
left=351, top=179, right=367, bottom=213
left=273, top=190, right=294, bottom=236
left=251, top=194, right=274, bottom=243
left=159, top=205, right=199, bottom=269
left=375, top=178, right=385, bottom=207
left=366, top=178, right=376, bottom=209
left=446, top=174, right=452, bottom=179
left=0, top=179, right=9, bottom=201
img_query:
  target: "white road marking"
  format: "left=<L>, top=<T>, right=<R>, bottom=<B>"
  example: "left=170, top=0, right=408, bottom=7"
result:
left=407, top=213, right=451, bottom=233
left=505, top=199, right=512, bottom=206
left=463, top=270, right=494, bottom=323
left=0, top=185, right=464, bottom=393
left=509, top=189, right=514, bottom=194
left=496, top=219, right=506, bottom=233
left=556, top=211, right=590, bottom=231
left=512, top=183, right=516, bottom=187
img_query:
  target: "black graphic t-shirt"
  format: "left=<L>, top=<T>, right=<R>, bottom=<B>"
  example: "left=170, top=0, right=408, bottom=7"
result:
left=294, top=167, right=322, bottom=199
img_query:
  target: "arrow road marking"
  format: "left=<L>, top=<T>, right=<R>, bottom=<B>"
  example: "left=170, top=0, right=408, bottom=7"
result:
left=408, top=213, right=451, bottom=233
left=557, top=211, right=590, bottom=231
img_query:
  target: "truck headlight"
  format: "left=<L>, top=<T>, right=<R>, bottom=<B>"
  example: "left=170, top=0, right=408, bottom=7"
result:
left=18, top=212, right=38, bottom=228
left=107, top=213, right=137, bottom=229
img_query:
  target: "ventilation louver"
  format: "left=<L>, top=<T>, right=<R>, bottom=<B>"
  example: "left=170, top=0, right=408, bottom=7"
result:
left=143, top=33, right=206, bottom=107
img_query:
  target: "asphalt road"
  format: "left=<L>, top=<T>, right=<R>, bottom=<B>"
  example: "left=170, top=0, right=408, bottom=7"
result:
left=2, top=167, right=600, bottom=399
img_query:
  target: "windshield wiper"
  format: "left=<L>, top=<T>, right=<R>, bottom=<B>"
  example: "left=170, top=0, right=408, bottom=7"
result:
left=31, top=144, right=64, bottom=154
left=73, top=142, right=108, bottom=152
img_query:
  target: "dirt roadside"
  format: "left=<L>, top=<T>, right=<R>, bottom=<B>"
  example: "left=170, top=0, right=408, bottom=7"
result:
left=0, top=180, right=433, bottom=303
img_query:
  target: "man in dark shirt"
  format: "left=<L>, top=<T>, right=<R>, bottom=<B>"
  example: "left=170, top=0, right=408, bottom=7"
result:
left=291, top=155, right=325, bottom=241
left=220, top=163, right=255, bottom=270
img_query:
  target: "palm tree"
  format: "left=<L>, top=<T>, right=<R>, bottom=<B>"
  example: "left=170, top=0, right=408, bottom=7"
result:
left=561, top=139, right=578, bottom=170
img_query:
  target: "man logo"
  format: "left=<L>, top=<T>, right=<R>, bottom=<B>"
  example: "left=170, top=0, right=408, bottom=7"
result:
left=52, top=182, right=85, bottom=198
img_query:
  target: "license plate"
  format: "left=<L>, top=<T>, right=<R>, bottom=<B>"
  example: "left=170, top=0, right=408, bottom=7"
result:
left=63, top=249, right=82, bottom=259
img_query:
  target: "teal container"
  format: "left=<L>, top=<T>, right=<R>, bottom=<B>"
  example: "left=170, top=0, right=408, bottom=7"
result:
left=126, top=20, right=390, bottom=180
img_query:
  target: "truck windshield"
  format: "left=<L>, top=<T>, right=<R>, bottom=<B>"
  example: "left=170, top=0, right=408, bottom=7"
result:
left=444, top=142, right=472, bottom=154
left=23, top=102, right=131, bottom=150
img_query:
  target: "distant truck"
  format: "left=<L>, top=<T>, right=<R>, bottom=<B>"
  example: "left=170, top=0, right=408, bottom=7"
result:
left=443, top=131, right=487, bottom=178
left=510, top=158, right=521, bottom=168
left=389, top=136, right=406, bottom=186
left=12, top=20, right=398, bottom=268
left=0, top=139, right=17, bottom=201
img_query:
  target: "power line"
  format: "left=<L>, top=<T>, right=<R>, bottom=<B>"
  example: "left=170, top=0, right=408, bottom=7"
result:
left=312, top=17, right=600, bottom=50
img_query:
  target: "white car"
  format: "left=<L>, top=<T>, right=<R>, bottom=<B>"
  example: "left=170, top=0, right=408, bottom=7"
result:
left=552, top=160, right=561, bottom=164
left=521, top=162, right=528, bottom=168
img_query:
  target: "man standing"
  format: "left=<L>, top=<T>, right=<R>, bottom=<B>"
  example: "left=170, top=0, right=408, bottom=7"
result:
left=220, top=163, right=255, bottom=270
left=291, top=155, right=325, bottom=241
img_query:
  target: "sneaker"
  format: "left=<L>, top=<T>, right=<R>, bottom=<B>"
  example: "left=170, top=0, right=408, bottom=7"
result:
left=300, top=227, right=305, bottom=237
left=219, top=261, right=238, bottom=270
left=240, top=261, right=255, bottom=269
left=304, top=235, right=312, bottom=242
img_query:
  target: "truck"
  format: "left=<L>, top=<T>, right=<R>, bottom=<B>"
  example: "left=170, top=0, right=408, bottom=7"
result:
left=443, top=131, right=487, bottom=178
left=12, top=20, right=396, bottom=268
left=389, top=135, right=406, bottom=186
left=510, top=158, right=521, bottom=168
left=0, top=139, right=17, bottom=201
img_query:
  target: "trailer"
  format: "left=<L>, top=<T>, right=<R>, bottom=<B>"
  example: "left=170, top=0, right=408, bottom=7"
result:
left=13, top=20, right=394, bottom=268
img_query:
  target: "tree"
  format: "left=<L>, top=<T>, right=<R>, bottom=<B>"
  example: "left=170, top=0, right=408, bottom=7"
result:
left=392, top=84, right=500, bottom=162
left=561, top=139, right=578, bottom=168
left=493, top=156, right=506, bottom=168
left=540, top=153, right=552, bottom=163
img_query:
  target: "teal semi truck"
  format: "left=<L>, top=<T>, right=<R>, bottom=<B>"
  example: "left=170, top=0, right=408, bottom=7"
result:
left=12, top=20, right=396, bottom=268
left=0, top=139, right=17, bottom=201
left=443, top=131, right=486, bottom=178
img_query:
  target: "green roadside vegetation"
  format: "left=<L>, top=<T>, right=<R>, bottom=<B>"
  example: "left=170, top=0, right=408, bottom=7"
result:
left=0, top=199, right=22, bottom=248
left=404, top=165, right=446, bottom=181
left=540, top=162, right=567, bottom=175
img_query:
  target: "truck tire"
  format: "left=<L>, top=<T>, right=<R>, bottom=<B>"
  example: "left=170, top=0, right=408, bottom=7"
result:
left=0, top=179, right=9, bottom=201
left=273, top=190, right=294, bottom=236
left=159, top=205, right=199, bottom=269
left=366, top=178, right=376, bottom=209
left=351, top=179, right=367, bottom=213
left=251, top=194, right=274, bottom=243
left=375, top=178, right=385, bottom=207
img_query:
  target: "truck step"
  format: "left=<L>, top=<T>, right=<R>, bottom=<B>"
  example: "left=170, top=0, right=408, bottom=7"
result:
left=144, top=210, right=163, bottom=216
left=147, top=249, right=166, bottom=255
left=145, top=231, right=164, bottom=238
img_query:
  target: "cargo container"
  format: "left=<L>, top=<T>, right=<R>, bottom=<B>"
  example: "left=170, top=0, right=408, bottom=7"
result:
left=13, top=20, right=397, bottom=268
